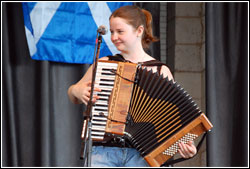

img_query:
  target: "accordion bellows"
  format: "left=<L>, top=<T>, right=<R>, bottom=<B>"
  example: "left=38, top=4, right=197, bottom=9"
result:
left=82, top=60, right=213, bottom=167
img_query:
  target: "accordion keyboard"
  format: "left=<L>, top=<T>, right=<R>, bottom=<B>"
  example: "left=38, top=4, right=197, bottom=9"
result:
left=91, top=61, right=118, bottom=140
left=81, top=60, right=137, bottom=141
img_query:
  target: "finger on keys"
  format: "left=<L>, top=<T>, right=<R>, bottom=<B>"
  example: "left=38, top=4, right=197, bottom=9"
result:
left=93, top=94, right=100, bottom=101
left=178, top=142, right=188, bottom=158
left=186, top=141, right=197, bottom=157
left=94, top=87, right=102, bottom=92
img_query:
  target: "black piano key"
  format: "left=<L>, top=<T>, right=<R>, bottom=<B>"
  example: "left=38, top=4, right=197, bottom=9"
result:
left=97, top=93, right=110, bottom=97
left=94, top=104, right=108, bottom=107
left=101, top=89, right=112, bottom=93
left=99, top=83, right=114, bottom=87
left=102, top=68, right=116, bottom=72
left=94, top=108, right=108, bottom=112
left=100, top=79, right=115, bottom=82
left=101, top=72, right=115, bottom=76
left=98, top=98, right=109, bottom=101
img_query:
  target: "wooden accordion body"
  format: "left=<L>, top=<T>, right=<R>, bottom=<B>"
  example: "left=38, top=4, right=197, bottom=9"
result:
left=82, top=60, right=213, bottom=167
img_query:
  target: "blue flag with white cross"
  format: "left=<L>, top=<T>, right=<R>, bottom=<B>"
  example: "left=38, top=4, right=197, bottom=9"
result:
left=22, top=2, right=132, bottom=64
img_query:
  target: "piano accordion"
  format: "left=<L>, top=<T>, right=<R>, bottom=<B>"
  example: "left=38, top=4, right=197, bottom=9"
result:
left=81, top=60, right=213, bottom=167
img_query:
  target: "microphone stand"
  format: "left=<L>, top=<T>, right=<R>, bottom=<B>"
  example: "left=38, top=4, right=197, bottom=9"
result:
left=80, top=32, right=103, bottom=167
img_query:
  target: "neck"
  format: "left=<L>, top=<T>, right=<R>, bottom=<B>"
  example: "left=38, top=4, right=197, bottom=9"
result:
left=121, top=46, right=146, bottom=63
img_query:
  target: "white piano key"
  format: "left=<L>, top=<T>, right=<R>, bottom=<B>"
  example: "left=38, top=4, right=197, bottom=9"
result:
left=91, top=131, right=105, bottom=135
left=96, top=75, right=116, bottom=79
left=92, top=111, right=108, bottom=115
left=93, top=106, right=108, bottom=110
left=92, top=121, right=107, bottom=125
left=92, top=111, right=107, bottom=115
left=97, top=62, right=118, bottom=67
left=94, top=100, right=109, bottom=105
left=93, top=117, right=107, bottom=121
left=92, top=125, right=106, bottom=130
left=97, top=62, right=117, bottom=66
left=92, top=120, right=107, bottom=125
left=94, top=84, right=114, bottom=89
left=92, top=119, right=107, bottom=124
left=93, top=105, right=108, bottom=110
left=98, top=97, right=110, bottom=100
left=97, top=65, right=117, bottom=69
left=92, top=110, right=108, bottom=117
left=92, top=136, right=105, bottom=140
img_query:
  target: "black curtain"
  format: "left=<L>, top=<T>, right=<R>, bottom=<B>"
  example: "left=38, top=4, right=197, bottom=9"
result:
left=206, top=2, right=248, bottom=167
left=3, top=3, right=87, bottom=166
left=2, top=2, right=162, bottom=167
left=3, top=2, right=249, bottom=167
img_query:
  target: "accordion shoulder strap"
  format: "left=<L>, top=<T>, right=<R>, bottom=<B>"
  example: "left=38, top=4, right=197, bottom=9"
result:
left=106, top=54, right=127, bottom=62
left=107, top=54, right=167, bottom=74
left=139, top=60, right=167, bottom=74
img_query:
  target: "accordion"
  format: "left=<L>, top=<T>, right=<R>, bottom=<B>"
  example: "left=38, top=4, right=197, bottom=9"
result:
left=81, top=60, right=213, bottom=167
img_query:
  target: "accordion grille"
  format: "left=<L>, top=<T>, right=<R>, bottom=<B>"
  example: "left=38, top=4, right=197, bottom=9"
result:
left=125, top=67, right=201, bottom=157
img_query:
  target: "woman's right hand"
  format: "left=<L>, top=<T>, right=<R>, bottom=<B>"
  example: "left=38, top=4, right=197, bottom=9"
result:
left=70, top=81, right=101, bottom=105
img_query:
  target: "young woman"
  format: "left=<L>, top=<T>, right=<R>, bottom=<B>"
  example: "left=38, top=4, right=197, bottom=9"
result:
left=68, top=5, right=197, bottom=167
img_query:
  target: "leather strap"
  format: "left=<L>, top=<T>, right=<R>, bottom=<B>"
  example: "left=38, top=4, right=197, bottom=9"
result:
left=107, top=54, right=166, bottom=74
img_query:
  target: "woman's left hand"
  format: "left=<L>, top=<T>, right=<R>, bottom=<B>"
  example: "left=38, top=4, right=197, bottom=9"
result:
left=178, top=141, right=197, bottom=158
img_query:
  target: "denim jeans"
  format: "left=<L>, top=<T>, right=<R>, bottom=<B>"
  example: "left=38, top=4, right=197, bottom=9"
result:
left=91, top=146, right=149, bottom=167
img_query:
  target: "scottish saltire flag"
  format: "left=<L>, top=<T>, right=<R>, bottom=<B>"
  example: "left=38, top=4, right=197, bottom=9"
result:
left=22, top=2, right=132, bottom=64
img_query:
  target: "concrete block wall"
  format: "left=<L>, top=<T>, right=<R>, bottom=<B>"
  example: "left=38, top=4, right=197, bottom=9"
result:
left=160, top=2, right=207, bottom=167
left=160, top=2, right=167, bottom=64
left=173, top=2, right=206, bottom=167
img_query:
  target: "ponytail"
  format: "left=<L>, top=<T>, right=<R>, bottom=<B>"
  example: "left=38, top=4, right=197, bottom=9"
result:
left=141, top=9, right=159, bottom=49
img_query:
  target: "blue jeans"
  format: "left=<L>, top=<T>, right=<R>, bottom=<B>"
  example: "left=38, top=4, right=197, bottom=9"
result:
left=91, top=146, right=149, bottom=167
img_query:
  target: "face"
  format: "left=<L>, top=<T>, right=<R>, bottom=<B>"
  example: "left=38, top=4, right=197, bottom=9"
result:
left=109, top=17, right=142, bottom=53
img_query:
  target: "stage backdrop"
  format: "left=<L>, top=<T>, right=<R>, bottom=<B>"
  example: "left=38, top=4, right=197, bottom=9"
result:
left=2, top=2, right=248, bottom=167
left=206, top=2, right=248, bottom=167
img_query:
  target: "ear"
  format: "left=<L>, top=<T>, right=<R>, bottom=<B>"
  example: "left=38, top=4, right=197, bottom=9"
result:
left=136, top=25, right=144, bottom=37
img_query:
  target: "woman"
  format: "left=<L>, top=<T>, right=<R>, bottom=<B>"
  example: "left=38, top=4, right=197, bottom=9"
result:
left=68, top=5, right=197, bottom=167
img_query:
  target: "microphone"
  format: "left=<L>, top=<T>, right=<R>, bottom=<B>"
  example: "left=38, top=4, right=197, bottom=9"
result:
left=97, top=25, right=108, bottom=35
